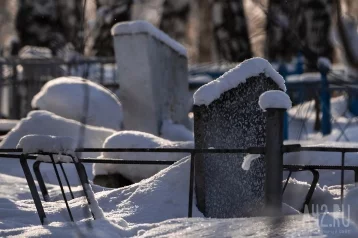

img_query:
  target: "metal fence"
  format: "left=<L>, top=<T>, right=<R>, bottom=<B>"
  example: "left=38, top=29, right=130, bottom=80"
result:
left=1, top=143, right=358, bottom=224
left=1, top=57, right=358, bottom=142
left=0, top=57, right=118, bottom=119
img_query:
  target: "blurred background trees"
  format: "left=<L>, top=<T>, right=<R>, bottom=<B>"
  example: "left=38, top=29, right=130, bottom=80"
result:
left=0, top=0, right=357, bottom=67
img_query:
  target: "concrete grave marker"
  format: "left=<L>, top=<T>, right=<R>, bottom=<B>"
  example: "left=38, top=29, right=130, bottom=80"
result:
left=111, top=21, right=190, bottom=135
left=193, top=57, right=286, bottom=218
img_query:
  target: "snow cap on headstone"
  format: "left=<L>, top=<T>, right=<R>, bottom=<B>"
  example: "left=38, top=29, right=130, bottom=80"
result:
left=258, top=90, right=292, bottom=111
left=193, top=57, right=286, bottom=106
left=111, top=20, right=187, bottom=56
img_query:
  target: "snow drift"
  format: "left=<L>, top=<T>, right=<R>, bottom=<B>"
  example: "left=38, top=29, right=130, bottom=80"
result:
left=93, top=131, right=193, bottom=183
left=0, top=110, right=115, bottom=158
left=31, top=77, right=123, bottom=130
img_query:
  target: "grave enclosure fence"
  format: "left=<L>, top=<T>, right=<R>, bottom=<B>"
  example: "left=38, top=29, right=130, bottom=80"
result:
left=1, top=57, right=358, bottom=141
left=0, top=57, right=118, bottom=119
left=1, top=143, right=358, bottom=225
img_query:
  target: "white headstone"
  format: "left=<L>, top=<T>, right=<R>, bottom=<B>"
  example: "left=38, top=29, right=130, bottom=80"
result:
left=111, top=20, right=190, bottom=135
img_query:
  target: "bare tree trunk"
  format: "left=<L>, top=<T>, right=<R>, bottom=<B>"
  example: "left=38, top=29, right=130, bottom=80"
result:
left=300, top=0, right=334, bottom=71
left=90, top=0, right=132, bottom=57
left=57, top=1, right=84, bottom=53
left=159, top=0, right=190, bottom=44
left=197, top=0, right=213, bottom=63
left=265, top=0, right=303, bottom=62
left=212, top=0, right=252, bottom=62
left=15, top=0, right=67, bottom=55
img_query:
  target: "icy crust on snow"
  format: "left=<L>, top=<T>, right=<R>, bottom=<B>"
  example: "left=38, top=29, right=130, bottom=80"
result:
left=193, top=57, right=286, bottom=106
left=111, top=20, right=187, bottom=56
left=258, top=90, right=292, bottom=111
left=17, top=134, right=76, bottom=156
left=0, top=110, right=115, bottom=158
left=93, top=131, right=193, bottom=182
left=31, top=77, right=123, bottom=130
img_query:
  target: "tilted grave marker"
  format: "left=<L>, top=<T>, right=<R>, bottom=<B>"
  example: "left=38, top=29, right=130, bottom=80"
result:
left=111, top=21, right=190, bottom=135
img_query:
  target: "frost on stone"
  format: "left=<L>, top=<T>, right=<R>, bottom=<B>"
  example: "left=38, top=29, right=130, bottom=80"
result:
left=16, top=134, right=76, bottom=162
left=111, top=20, right=187, bottom=56
left=193, top=57, right=286, bottom=106
left=258, top=90, right=292, bottom=111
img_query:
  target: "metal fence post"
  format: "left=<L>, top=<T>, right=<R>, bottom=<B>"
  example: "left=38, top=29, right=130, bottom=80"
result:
left=278, top=64, right=289, bottom=140
left=10, top=64, right=20, bottom=119
left=265, top=108, right=285, bottom=216
left=319, top=63, right=331, bottom=135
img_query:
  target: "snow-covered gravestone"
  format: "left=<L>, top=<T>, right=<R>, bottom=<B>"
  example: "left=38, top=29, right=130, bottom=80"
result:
left=193, top=57, right=287, bottom=218
left=111, top=21, right=190, bottom=135
left=17, top=46, right=64, bottom=118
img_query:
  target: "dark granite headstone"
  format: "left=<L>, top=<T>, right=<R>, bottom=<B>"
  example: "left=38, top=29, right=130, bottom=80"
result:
left=194, top=73, right=281, bottom=218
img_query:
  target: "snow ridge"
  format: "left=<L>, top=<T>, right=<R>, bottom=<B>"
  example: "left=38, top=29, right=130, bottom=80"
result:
left=111, top=20, right=187, bottom=56
left=193, top=57, right=286, bottom=106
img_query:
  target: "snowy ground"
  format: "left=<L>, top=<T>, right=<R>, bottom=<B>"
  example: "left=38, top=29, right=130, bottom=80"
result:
left=2, top=93, right=358, bottom=236
left=1, top=157, right=358, bottom=237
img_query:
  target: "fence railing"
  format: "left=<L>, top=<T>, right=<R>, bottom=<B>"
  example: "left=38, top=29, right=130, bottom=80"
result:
left=1, top=143, right=358, bottom=224
left=1, top=57, right=358, bottom=142
left=0, top=57, right=118, bottom=119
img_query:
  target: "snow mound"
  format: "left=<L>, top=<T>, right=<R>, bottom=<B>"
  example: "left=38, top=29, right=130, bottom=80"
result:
left=193, top=57, right=286, bottom=106
left=111, top=20, right=187, bottom=56
left=0, top=110, right=115, bottom=158
left=93, top=131, right=193, bottom=182
left=343, top=187, right=358, bottom=226
left=283, top=178, right=334, bottom=212
left=17, top=135, right=76, bottom=161
left=160, top=120, right=194, bottom=142
left=97, top=156, right=203, bottom=223
left=31, top=77, right=123, bottom=130
left=259, top=90, right=292, bottom=111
